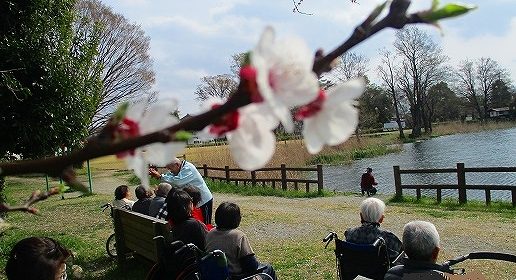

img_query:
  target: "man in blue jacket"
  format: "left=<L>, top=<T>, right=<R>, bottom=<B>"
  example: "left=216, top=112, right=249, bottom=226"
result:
left=150, top=158, right=213, bottom=224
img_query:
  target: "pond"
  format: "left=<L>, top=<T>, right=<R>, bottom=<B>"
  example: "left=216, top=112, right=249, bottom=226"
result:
left=320, top=127, right=516, bottom=201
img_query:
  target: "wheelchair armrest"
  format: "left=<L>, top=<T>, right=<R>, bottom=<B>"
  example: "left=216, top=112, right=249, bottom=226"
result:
left=230, top=264, right=267, bottom=280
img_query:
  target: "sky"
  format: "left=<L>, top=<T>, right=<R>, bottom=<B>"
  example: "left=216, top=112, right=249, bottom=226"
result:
left=100, top=0, right=516, bottom=116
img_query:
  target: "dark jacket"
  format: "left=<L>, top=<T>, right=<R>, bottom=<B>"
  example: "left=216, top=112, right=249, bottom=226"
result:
left=384, top=258, right=446, bottom=280
left=132, top=197, right=152, bottom=216
left=360, top=172, right=377, bottom=190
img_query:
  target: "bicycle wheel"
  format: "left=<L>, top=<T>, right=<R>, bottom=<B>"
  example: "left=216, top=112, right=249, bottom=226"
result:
left=106, top=233, right=117, bottom=258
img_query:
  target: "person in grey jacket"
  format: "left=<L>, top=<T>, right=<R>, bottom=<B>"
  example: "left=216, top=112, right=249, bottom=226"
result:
left=148, top=183, right=172, bottom=217
left=384, top=220, right=446, bottom=280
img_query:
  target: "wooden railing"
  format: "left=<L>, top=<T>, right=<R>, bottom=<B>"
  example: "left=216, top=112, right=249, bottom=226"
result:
left=393, top=163, right=516, bottom=206
left=197, top=164, right=324, bottom=194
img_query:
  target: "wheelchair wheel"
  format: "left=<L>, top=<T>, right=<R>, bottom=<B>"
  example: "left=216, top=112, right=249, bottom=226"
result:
left=106, top=233, right=117, bottom=258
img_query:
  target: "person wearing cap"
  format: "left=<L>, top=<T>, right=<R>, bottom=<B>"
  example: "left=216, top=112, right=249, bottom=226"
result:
left=360, top=167, right=378, bottom=196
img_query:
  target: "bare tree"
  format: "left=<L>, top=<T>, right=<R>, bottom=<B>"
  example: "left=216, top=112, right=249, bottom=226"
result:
left=324, top=52, right=369, bottom=85
left=75, top=0, right=156, bottom=134
left=393, top=27, right=447, bottom=137
left=455, top=58, right=508, bottom=120
left=377, top=49, right=405, bottom=139
left=194, top=74, right=238, bottom=102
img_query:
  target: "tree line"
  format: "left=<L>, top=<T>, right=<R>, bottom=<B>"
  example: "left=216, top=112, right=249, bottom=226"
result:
left=194, top=27, right=516, bottom=140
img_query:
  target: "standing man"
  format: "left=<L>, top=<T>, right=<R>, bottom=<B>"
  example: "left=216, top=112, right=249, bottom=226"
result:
left=360, top=167, right=378, bottom=196
left=150, top=158, right=213, bottom=224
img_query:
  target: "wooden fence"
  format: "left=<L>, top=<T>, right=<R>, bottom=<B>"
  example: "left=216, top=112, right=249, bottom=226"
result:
left=197, top=164, right=324, bottom=194
left=393, top=163, right=516, bottom=206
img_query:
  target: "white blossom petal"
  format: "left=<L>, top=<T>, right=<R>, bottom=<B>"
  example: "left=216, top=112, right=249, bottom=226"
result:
left=145, top=142, right=186, bottom=167
left=139, top=99, right=179, bottom=133
left=302, top=78, right=365, bottom=154
left=125, top=151, right=149, bottom=187
left=251, top=26, right=319, bottom=133
left=227, top=105, right=277, bottom=170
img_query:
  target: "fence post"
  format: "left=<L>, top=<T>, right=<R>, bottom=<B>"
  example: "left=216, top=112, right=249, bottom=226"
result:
left=225, top=166, right=230, bottom=183
left=251, top=171, right=256, bottom=186
left=317, top=164, right=323, bottom=195
left=281, top=164, right=287, bottom=191
left=393, top=166, right=402, bottom=198
left=203, top=164, right=208, bottom=177
left=512, top=189, right=515, bottom=208
left=457, top=163, right=467, bottom=204
left=45, top=174, right=49, bottom=192
left=87, top=159, right=93, bottom=193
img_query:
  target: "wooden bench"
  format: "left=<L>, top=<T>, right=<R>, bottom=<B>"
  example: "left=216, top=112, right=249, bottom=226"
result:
left=112, top=207, right=171, bottom=267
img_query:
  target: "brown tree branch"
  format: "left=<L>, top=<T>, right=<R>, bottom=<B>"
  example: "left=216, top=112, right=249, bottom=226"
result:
left=0, top=187, right=60, bottom=214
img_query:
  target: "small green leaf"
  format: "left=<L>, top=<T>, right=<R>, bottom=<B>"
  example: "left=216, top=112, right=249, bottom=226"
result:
left=175, top=130, right=193, bottom=141
left=368, top=1, right=388, bottom=23
left=421, top=3, right=477, bottom=22
left=242, top=52, right=251, bottom=67
left=113, top=102, right=129, bottom=123
left=57, top=184, right=70, bottom=193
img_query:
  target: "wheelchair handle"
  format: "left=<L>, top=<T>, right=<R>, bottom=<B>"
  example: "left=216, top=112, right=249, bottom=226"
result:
left=175, top=243, right=203, bottom=255
left=440, top=252, right=516, bottom=274
left=323, top=232, right=337, bottom=249
left=100, top=203, right=111, bottom=212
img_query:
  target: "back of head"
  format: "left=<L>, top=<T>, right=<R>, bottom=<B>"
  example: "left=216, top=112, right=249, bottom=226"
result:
left=114, top=185, right=129, bottom=200
left=166, top=190, right=193, bottom=224
left=6, top=237, right=71, bottom=280
left=156, top=183, right=172, bottom=198
left=360, top=197, right=385, bottom=223
left=135, top=185, right=149, bottom=200
left=183, top=185, right=201, bottom=207
left=402, top=221, right=440, bottom=261
left=215, top=202, right=241, bottom=230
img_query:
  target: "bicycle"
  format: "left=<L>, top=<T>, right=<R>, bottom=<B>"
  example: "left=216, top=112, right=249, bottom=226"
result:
left=101, top=203, right=117, bottom=258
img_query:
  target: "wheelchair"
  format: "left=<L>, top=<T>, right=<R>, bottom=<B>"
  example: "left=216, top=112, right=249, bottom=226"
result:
left=323, top=231, right=391, bottom=280
left=147, top=236, right=274, bottom=280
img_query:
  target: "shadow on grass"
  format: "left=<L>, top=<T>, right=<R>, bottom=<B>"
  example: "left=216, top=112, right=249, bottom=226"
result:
left=79, top=255, right=151, bottom=280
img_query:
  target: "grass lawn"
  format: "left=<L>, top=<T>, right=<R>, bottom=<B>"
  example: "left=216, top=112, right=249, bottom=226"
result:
left=1, top=178, right=515, bottom=280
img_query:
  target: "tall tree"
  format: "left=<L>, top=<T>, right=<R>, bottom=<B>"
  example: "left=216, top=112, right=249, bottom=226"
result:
left=427, top=82, right=461, bottom=122
left=357, top=83, right=393, bottom=130
left=490, top=79, right=513, bottom=108
left=323, top=51, right=368, bottom=86
left=377, top=49, right=405, bottom=139
left=455, top=58, right=508, bottom=120
left=194, top=74, right=238, bottom=102
left=194, top=52, right=245, bottom=102
left=0, top=0, right=101, bottom=159
left=394, top=27, right=447, bottom=137
left=75, top=0, right=156, bottom=134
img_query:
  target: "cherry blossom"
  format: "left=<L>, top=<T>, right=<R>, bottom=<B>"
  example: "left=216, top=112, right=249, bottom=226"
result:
left=118, top=99, right=186, bottom=186
left=227, top=104, right=279, bottom=170
left=251, top=26, right=319, bottom=132
left=296, top=78, right=365, bottom=154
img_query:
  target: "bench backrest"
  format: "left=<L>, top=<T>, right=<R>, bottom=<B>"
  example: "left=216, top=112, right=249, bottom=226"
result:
left=112, top=207, right=170, bottom=265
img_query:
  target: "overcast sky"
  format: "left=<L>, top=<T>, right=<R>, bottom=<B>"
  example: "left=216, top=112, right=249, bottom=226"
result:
left=100, top=0, right=516, bottom=116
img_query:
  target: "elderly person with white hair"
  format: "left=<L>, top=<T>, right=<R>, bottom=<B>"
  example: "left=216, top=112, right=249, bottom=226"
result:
left=148, top=182, right=172, bottom=217
left=149, top=157, right=214, bottom=224
left=384, top=220, right=445, bottom=280
left=345, top=197, right=402, bottom=262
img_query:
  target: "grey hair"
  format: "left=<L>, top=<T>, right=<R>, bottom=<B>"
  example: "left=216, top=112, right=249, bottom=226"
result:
left=402, top=220, right=440, bottom=261
left=360, top=197, right=385, bottom=223
left=156, top=182, right=172, bottom=197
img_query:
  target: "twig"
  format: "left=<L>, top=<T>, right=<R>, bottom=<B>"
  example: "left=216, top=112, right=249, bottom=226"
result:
left=291, top=0, right=313, bottom=16
left=0, top=0, right=427, bottom=180
left=0, top=187, right=60, bottom=214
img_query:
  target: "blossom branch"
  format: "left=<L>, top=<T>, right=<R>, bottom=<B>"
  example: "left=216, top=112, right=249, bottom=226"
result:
left=0, top=0, right=449, bottom=182
left=0, top=187, right=60, bottom=214
left=313, top=0, right=424, bottom=76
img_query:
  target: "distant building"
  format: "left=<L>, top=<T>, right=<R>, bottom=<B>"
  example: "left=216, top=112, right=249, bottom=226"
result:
left=383, top=119, right=406, bottom=131
left=180, top=114, right=216, bottom=145
left=488, top=107, right=511, bottom=118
